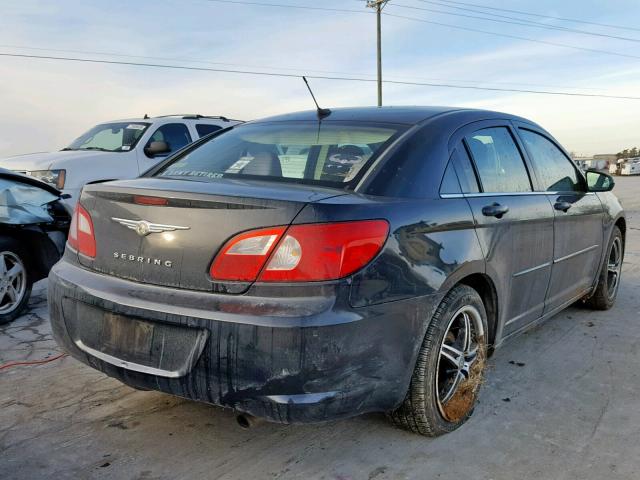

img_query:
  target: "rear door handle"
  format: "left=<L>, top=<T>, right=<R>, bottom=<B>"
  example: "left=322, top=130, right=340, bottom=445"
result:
left=482, top=203, right=509, bottom=218
left=554, top=201, right=572, bottom=212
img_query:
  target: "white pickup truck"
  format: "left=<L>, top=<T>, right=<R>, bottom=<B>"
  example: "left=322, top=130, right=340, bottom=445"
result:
left=0, top=114, right=242, bottom=211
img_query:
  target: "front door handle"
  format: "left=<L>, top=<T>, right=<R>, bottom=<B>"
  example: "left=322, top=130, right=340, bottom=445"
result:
left=482, top=203, right=509, bottom=218
left=554, top=201, right=572, bottom=212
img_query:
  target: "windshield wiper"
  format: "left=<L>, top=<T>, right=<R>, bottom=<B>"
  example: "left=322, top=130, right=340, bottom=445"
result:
left=60, top=147, right=76, bottom=151
left=79, top=147, right=113, bottom=152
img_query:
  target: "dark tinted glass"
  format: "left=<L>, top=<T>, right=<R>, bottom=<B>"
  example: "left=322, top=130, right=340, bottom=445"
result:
left=440, top=158, right=461, bottom=194
left=147, top=124, right=192, bottom=155
left=519, top=129, right=582, bottom=192
left=466, top=127, right=531, bottom=193
left=453, top=146, right=480, bottom=193
left=196, top=124, right=223, bottom=137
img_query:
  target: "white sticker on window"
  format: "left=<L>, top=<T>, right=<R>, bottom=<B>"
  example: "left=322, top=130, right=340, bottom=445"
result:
left=226, top=157, right=253, bottom=173
left=121, top=145, right=131, bottom=151
left=126, top=124, right=146, bottom=130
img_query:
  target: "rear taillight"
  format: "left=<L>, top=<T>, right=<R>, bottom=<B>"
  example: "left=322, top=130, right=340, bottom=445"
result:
left=209, top=220, right=389, bottom=282
left=67, top=203, right=97, bottom=258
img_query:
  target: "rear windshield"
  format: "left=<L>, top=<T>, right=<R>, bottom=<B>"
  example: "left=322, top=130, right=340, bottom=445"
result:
left=155, top=121, right=405, bottom=186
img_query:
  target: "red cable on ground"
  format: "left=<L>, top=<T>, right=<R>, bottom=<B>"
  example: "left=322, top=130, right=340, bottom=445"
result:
left=0, top=353, right=67, bottom=371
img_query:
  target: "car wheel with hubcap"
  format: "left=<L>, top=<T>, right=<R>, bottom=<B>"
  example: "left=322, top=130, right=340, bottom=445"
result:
left=0, top=238, right=32, bottom=325
left=389, top=284, right=488, bottom=436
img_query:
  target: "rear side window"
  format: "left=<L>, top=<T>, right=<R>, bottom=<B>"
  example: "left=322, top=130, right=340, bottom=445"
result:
left=465, top=127, right=531, bottom=193
left=519, top=129, right=582, bottom=192
left=156, top=122, right=405, bottom=187
left=196, top=124, right=223, bottom=138
left=453, top=146, right=480, bottom=193
left=147, top=123, right=192, bottom=156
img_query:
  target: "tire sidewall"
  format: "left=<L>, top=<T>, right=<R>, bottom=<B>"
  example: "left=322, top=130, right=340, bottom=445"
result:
left=603, top=227, right=624, bottom=307
left=421, top=285, right=488, bottom=434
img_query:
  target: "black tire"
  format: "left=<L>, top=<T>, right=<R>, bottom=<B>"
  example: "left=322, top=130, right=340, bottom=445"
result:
left=389, top=284, right=488, bottom=436
left=585, top=226, right=623, bottom=310
left=0, top=237, right=33, bottom=325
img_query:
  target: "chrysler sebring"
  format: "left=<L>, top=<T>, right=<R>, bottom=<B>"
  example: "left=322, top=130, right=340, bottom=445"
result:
left=49, top=107, right=624, bottom=436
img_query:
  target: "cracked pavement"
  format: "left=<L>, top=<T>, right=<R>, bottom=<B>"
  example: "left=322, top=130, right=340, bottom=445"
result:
left=1, top=177, right=640, bottom=480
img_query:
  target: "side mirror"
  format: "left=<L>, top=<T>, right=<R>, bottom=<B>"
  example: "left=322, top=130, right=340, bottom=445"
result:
left=144, top=141, right=170, bottom=157
left=586, top=169, right=615, bottom=192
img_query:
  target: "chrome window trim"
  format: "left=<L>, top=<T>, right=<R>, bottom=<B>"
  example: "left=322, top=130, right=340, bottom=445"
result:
left=440, top=191, right=595, bottom=199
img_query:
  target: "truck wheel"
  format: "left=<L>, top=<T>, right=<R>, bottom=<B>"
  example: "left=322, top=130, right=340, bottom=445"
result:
left=0, top=237, right=32, bottom=325
left=389, top=285, right=488, bottom=436
left=586, top=226, right=623, bottom=310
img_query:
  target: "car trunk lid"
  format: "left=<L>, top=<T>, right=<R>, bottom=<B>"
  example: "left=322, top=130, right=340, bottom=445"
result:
left=77, top=178, right=345, bottom=292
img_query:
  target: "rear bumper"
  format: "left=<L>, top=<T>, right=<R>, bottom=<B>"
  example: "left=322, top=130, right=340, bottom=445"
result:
left=48, top=259, right=442, bottom=423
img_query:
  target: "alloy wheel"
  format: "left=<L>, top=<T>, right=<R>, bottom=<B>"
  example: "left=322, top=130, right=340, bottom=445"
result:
left=436, top=305, right=485, bottom=422
left=0, top=251, right=27, bottom=315
left=607, top=237, right=622, bottom=299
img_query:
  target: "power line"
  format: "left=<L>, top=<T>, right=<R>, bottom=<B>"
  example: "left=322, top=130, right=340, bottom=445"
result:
left=1, top=52, right=639, bottom=101
left=392, top=2, right=640, bottom=43
left=434, top=0, right=640, bottom=33
left=383, top=12, right=640, bottom=61
left=0, top=44, right=609, bottom=92
left=201, top=0, right=640, bottom=60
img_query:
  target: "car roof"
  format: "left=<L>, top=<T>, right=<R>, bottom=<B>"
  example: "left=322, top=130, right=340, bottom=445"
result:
left=247, top=106, right=537, bottom=127
left=101, top=116, right=242, bottom=125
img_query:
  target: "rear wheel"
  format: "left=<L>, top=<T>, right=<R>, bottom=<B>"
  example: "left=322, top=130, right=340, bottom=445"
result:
left=0, top=237, right=32, bottom=325
left=389, top=285, right=488, bottom=436
left=585, top=226, right=623, bottom=310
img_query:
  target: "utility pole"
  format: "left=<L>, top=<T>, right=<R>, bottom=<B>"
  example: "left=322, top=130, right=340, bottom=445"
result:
left=367, top=0, right=389, bottom=107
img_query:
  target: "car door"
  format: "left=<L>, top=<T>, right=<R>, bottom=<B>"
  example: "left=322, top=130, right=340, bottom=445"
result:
left=516, top=126, right=604, bottom=314
left=139, top=123, right=193, bottom=173
left=452, top=122, right=555, bottom=338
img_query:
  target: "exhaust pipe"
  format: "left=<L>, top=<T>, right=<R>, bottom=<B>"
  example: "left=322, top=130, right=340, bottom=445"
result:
left=236, top=413, right=262, bottom=429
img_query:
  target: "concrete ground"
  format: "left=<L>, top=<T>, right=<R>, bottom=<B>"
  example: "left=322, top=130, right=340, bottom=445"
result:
left=2, top=178, right=639, bottom=480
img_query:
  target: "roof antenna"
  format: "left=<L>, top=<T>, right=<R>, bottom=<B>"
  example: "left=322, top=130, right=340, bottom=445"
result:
left=303, top=76, right=331, bottom=119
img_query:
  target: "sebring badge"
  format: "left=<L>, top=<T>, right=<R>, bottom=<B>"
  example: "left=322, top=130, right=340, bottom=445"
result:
left=111, top=217, right=190, bottom=237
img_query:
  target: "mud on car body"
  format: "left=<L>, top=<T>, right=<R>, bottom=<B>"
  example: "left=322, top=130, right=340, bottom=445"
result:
left=48, top=107, right=624, bottom=436
left=0, top=168, right=70, bottom=324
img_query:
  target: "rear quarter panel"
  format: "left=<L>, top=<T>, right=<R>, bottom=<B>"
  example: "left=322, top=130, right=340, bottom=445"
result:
left=293, top=195, right=484, bottom=308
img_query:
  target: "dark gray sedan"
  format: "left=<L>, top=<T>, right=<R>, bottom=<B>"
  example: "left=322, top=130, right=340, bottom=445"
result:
left=48, top=107, right=624, bottom=436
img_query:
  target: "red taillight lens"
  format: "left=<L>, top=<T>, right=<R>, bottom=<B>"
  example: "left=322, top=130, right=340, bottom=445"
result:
left=67, top=203, right=97, bottom=258
left=209, top=220, right=389, bottom=282
left=210, top=226, right=287, bottom=281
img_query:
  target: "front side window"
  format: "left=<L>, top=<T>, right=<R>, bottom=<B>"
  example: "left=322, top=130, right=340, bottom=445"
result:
left=465, top=127, right=531, bottom=193
left=146, top=123, right=192, bottom=156
left=156, top=121, right=404, bottom=187
left=519, top=129, right=582, bottom=192
left=67, top=122, right=149, bottom=152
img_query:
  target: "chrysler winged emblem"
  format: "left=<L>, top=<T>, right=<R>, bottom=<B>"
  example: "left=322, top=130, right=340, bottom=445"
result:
left=111, top=217, right=190, bottom=237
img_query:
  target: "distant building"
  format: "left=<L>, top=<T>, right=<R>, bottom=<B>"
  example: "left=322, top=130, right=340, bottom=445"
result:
left=593, top=154, right=617, bottom=162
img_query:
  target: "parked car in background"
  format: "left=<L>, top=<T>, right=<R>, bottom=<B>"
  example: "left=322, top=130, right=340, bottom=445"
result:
left=0, top=114, right=242, bottom=211
left=49, top=107, right=624, bottom=436
left=0, top=168, right=70, bottom=324
left=621, top=157, right=640, bottom=175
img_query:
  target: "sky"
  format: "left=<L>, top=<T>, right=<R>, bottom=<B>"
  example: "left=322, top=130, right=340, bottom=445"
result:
left=1, top=0, right=639, bottom=157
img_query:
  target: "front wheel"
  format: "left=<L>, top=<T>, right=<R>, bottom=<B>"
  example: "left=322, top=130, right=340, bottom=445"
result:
left=389, top=285, right=488, bottom=436
left=0, top=237, right=32, bottom=325
left=585, top=226, right=623, bottom=310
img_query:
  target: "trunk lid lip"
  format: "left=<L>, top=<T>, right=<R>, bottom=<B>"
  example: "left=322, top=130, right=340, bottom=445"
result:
left=85, top=177, right=350, bottom=204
